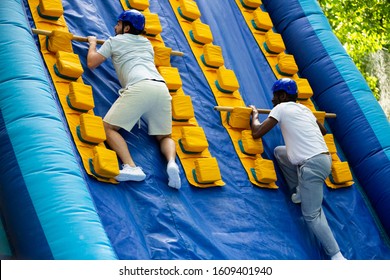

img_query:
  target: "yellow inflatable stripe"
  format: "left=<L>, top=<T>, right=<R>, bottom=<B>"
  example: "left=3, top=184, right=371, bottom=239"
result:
left=234, top=0, right=353, bottom=189
left=171, top=91, right=225, bottom=187
left=120, top=0, right=225, bottom=187
left=233, top=1, right=313, bottom=106
left=169, top=0, right=277, bottom=189
left=324, top=134, right=354, bottom=189
left=27, top=0, right=117, bottom=183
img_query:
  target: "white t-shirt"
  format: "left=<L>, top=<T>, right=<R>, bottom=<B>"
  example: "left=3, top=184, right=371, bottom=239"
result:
left=97, top=34, right=164, bottom=88
left=269, top=102, right=328, bottom=165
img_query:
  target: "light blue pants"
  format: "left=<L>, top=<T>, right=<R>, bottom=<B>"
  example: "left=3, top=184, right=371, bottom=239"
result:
left=274, top=146, right=340, bottom=257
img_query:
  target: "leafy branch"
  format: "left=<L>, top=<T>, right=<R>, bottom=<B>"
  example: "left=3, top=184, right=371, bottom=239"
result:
left=318, top=0, right=389, bottom=99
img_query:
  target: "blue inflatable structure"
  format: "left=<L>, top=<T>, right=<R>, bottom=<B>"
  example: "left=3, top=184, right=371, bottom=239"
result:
left=0, top=0, right=389, bottom=260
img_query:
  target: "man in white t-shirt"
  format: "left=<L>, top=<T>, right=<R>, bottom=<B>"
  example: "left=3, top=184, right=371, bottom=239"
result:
left=86, top=10, right=181, bottom=189
left=250, top=78, right=346, bottom=260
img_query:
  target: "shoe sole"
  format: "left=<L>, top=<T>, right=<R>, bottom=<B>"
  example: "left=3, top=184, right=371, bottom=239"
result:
left=115, top=173, right=146, bottom=182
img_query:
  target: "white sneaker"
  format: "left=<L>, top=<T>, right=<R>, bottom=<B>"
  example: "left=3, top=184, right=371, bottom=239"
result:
left=291, top=192, right=301, bottom=204
left=331, top=252, right=347, bottom=260
left=115, top=164, right=146, bottom=182
left=167, top=160, right=181, bottom=189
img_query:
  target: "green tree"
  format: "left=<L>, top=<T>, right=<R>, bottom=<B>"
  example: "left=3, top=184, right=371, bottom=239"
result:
left=318, top=0, right=390, bottom=100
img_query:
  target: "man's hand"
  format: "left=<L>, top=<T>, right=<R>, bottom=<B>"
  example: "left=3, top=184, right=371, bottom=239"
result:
left=86, top=36, right=106, bottom=69
left=249, top=105, right=259, bottom=119
left=87, top=36, right=97, bottom=45
left=249, top=105, right=278, bottom=139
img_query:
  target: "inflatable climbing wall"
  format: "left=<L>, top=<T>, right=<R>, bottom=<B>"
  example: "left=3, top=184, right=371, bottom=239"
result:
left=0, top=0, right=389, bottom=260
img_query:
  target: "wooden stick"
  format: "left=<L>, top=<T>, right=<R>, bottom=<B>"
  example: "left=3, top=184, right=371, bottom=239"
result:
left=31, top=28, right=184, bottom=56
left=32, top=28, right=105, bottom=44
left=214, top=106, right=337, bottom=118
left=214, top=106, right=272, bottom=115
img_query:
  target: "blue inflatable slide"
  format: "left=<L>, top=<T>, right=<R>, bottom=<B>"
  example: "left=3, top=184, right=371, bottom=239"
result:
left=0, top=0, right=389, bottom=260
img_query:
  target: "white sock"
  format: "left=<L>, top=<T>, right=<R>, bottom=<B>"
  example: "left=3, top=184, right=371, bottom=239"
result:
left=167, top=160, right=181, bottom=189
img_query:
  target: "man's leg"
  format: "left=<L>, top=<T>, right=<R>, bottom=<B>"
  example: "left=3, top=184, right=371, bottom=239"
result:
left=274, top=146, right=299, bottom=195
left=104, top=122, right=145, bottom=182
left=104, top=122, right=135, bottom=166
left=156, top=135, right=181, bottom=189
left=299, top=154, right=342, bottom=258
left=156, top=134, right=176, bottom=162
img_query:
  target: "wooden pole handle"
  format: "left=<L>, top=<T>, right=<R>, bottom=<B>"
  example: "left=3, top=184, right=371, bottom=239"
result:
left=214, top=106, right=271, bottom=114
left=31, top=28, right=184, bottom=56
left=32, top=28, right=105, bottom=44
left=214, top=106, right=337, bottom=118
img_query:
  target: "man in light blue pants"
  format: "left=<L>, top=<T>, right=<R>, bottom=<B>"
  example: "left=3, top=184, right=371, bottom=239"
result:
left=250, top=78, right=346, bottom=260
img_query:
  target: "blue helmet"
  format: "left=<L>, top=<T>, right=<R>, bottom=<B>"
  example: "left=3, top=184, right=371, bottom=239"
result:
left=118, top=10, right=145, bottom=33
left=271, top=78, right=298, bottom=95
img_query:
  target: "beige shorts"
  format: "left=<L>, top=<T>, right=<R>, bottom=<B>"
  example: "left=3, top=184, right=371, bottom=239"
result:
left=104, top=79, right=172, bottom=135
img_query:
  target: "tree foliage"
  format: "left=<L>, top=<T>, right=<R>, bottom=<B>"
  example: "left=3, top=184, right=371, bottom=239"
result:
left=318, top=0, right=390, bottom=99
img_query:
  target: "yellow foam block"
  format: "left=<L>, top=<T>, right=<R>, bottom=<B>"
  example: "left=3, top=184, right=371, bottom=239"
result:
left=47, top=30, right=73, bottom=53
left=227, top=107, right=252, bottom=129
left=37, top=0, right=63, bottom=20
left=158, top=66, right=182, bottom=91
left=172, top=95, right=195, bottom=121
left=276, top=52, right=298, bottom=76
left=178, top=0, right=201, bottom=21
left=215, top=67, right=240, bottom=93
left=78, top=113, right=106, bottom=144
left=154, top=45, right=172, bottom=67
left=331, top=153, right=339, bottom=162
left=125, top=0, right=149, bottom=11
left=91, top=146, right=120, bottom=178
left=193, top=157, right=222, bottom=183
left=252, top=9, right=272, bottom=32
left=144, top=12, right=162, bottom=36
left=263, top=30, right=285, bottom=54
left=299, top=99, right=315, bottom=111
left=312, top=111, right=326, bottom=125
left=170, top=86, right=185, bottom=97
left=241, top=0, right=262, bottom=9
left=180, top=126, right=209, bottom=153
left=67, top=82, right=95, bottom=112
left=330, top=161, right=353, bottom=184
left=253, top=158, right=277, bottom=184
left=296, top=78, right=313, bottom=100
left=54, top=51, right=84, bottom=81
left=323, top=134, right=337, bottom=154
left=240, top=130, right=263, bottom=155
left=190, top=19, right=213, bottom=45
left=201, top=44, right=224, bottom=68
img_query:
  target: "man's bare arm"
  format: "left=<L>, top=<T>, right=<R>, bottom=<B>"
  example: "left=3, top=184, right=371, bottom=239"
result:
left=87, top=36, right=106, bottom=69
left=316, top=120, right=327, bottom=136
left=250, top=105, right=278, bottom=139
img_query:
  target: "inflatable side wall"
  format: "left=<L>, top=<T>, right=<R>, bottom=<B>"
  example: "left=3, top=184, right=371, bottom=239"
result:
left=263, top=0, right=390, bottom=236
left=0, top=0, right=116, bottom=259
